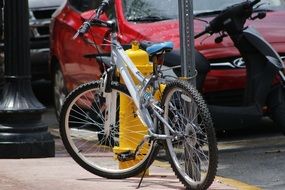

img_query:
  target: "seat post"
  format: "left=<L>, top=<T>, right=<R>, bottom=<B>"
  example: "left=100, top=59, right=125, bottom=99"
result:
left=151, top=54, right=164, bottom=75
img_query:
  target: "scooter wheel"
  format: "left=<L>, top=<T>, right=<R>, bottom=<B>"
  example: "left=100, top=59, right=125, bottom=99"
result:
left=268, top=85, right=285, bottom=135
left=271, top=102, right=285, bottom=135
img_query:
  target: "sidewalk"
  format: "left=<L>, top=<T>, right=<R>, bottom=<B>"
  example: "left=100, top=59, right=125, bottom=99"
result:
left=0, top=156, right=237, bottom=190
left=0, top=108, right=261, bottom=190
left=0, top=136, right=261, bottom=190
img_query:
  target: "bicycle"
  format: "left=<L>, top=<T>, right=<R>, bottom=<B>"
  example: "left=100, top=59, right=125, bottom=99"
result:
left=59, top=0, right=218, bottom=189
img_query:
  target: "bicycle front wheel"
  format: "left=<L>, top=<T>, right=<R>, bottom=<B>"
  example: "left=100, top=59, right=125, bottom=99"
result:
left=59, top=81, right=155, bottom=179
left=161, top=80, right=218, bottom=190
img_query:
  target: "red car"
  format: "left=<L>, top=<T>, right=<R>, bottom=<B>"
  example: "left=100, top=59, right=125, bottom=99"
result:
left=50, top=0, right=285, bottom=117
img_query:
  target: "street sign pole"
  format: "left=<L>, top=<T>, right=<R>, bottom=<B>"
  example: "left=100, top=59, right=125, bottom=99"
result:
left=178, top=0, right=196, bottom=84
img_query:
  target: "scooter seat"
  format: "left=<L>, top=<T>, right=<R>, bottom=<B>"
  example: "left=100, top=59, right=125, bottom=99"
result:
left=145, top=41, right=173, bottom=56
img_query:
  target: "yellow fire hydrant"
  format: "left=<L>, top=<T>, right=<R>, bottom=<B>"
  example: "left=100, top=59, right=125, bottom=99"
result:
left=113, top=41, right=153, bottom=170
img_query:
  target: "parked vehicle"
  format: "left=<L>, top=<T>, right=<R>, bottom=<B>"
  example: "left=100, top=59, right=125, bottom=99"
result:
left=194, top=0, right=285, bottom=133
left=0, top=0, right=65, bottom=80
left=50, top=0, right=285, bottom=124
left=59, top=2, right=218, bottom=188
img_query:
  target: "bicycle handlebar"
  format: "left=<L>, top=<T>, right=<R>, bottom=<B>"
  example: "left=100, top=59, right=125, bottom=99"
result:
left=73, top=0, right=113, bottom=39
left=95, top=0, right=113, bottom=19
left=80, top=22, right=91, bottom=34
left=194, top=29, right=209, bottom=39
left=195, top=0, right=262, bottom=39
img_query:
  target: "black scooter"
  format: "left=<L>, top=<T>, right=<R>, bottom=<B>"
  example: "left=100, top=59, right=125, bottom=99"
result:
left=192, top=0, right=285, bottom=133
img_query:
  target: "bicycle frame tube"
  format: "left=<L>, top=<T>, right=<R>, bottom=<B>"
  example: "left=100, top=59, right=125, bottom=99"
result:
left=108, top=36, right=156, bottom=129
left=104, top=91, right=117, bottom=134
left=105, top=34, right=178, bottom=138
left=112, top=46, right=144, bottom=109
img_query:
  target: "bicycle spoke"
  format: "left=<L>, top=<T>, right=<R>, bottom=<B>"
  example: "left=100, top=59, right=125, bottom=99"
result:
left=161, top=81, right=217, bottom=189
left=60, top=82, right=155, bottom=179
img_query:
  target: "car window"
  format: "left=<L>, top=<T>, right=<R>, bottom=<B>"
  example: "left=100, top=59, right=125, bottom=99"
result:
left=194, top=0, right=285, bottom=14
left=122, top=0, right=285, bottom=21
left=122, top=0, right=178, bottom=21
left=68, top=0, right=115, bottom=19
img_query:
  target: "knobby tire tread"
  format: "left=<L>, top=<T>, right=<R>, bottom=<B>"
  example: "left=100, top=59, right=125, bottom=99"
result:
left=161, top=80, right=218, bottom=190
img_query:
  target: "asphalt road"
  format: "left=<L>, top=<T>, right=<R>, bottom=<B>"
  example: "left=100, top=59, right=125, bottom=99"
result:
left=217, top=127, right=285, bottom=190
left=33, top=80, right=285, bottom=190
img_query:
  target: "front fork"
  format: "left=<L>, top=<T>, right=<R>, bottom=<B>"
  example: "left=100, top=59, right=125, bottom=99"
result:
left=103, top=91, right=117, bottom=137
left=101, top=66, right=117, bottom=135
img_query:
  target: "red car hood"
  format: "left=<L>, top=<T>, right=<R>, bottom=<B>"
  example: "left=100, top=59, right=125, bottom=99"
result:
left=124, top=10, right=285, bottom=56
left=124, top=20, right=180, bottom=48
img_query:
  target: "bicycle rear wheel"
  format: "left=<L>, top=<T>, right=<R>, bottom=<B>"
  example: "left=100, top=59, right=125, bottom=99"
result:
left=60, top=81, right=155, bottom=179
left=161, top=80, right=218, bottom=190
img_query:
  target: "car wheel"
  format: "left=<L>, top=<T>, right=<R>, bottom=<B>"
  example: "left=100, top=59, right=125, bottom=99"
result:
left=53, top=65, right=67, bottom=120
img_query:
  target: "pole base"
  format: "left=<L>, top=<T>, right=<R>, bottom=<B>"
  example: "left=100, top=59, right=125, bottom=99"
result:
left=0, top=112, right=55, bottom=158
left=0, top=79, right=55, bottom=158
left=0, top=132, right=54, bottom=158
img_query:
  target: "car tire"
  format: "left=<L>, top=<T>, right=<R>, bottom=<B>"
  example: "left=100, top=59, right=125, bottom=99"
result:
left=52, top=64, right=67, bottom=120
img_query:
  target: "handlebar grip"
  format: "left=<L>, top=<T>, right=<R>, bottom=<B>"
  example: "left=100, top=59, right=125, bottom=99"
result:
left=195, top=28, right=210, bottom=39
left=73, top=0, right=113, bottom=39
left=73, top=21, right=91, bottom=39
left=95, top=0, right=113, bottom=19
left=79, top=22, right=91, bottom=34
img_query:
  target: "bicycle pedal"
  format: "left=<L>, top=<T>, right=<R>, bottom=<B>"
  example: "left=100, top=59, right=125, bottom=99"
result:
left=117, top=150, right=136, bottom=162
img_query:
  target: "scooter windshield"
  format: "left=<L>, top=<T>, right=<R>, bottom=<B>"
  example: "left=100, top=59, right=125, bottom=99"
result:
left=244, top=27, right=285, bottom=69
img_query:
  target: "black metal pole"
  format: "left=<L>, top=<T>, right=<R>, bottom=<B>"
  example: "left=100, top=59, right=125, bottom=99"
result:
left=0, top=0, right=3, bottom=39
left=179, top=0, right=196, bottom=84
left=0, top=0, right=3, bottom=93
left=0, top=0, right=54, bottom=158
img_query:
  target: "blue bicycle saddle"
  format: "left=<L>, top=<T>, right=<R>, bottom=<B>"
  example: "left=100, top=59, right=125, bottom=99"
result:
left=146, top=41, right=174, bottom=56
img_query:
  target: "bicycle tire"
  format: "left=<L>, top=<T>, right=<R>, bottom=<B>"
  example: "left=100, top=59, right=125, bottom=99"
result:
left=60, top=81, right=156, bottom=179
left=161, top=80, right=218, bottom=190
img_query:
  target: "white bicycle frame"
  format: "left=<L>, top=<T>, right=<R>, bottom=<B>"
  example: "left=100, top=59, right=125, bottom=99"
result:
left=103, top=33, right=176, bottom=139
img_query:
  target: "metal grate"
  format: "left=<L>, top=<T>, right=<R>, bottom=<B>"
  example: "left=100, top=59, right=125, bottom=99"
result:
left=32, top=9, right=56, bottom=19
left=29, top=8, right=56, bottom=38
left=36, top=27, right=49, bottom=36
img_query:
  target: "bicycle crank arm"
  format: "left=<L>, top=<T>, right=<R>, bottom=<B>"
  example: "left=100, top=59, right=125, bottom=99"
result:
left=148, top=133, right=174, bottom=140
